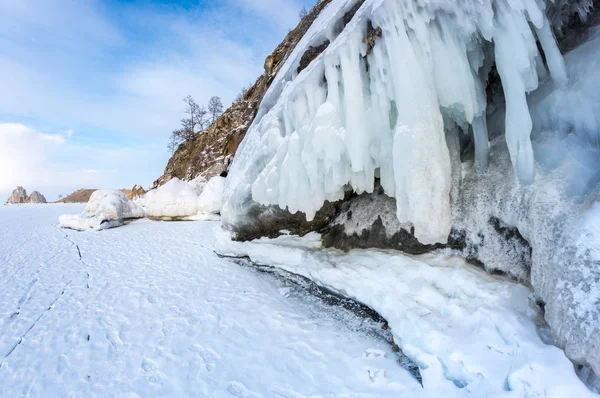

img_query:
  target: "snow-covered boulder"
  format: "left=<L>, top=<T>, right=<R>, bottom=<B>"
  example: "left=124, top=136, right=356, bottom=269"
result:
left=59, top=190, right=144, bottom=231
left=145, top=178, right=202, bottom=220
left=5, top=186, right=27, bottom=205
left=145, top=177, right=226, bottom=220
left=197, top=176, right=226, bottom=214
left=26, top=191, right=47, bottom=204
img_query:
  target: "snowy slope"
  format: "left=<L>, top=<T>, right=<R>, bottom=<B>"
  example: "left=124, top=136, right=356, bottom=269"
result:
left=0, top=205, right=419, bottom=396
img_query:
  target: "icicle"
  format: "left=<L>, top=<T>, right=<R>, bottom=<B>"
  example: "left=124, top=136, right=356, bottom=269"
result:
left=472, top=115, right=490, bottom=170
left=535, top=15, right=569, bottom=88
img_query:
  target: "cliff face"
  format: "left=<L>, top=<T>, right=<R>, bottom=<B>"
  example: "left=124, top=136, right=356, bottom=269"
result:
left=153, top=0, right=333, bottom=188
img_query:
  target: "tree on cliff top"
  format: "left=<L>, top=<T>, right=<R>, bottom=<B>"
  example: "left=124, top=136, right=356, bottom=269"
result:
left=208, top=96, right=223, bottom=124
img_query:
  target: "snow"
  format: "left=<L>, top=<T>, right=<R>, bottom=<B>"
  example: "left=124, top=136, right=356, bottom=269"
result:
left=0, top=205, right=420, bottom=396
left=58, top=190, right=144, bottom=231
left=145, top=178, right=203, bottom=220
left=145, top=177, right=225, bottom=220
left=223, top=0, right=569, bottom=244
left=197, top=176, right=226, bottom=215
left=215, top=230, right=596, bottom=397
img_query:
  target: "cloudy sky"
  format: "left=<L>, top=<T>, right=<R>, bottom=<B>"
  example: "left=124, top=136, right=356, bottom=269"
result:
left=0, top=0, right=312, bottom=201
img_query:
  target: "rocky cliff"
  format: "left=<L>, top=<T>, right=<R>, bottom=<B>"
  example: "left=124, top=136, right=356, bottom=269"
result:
left=26, top=191, right=47, bottom=204
left=5, top=186, right=27, bottom=205
left=153, top=0, right=334, bottom=188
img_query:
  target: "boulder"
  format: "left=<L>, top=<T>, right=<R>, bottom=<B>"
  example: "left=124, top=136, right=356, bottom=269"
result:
left=58, top=190, right=145, bottom=231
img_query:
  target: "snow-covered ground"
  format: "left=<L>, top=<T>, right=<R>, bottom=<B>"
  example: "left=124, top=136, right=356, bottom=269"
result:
left=0, top=205, right=417, bottom=397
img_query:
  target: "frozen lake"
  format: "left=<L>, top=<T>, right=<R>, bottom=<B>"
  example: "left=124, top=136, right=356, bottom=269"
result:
left=0, top=204, right=414, bottom=397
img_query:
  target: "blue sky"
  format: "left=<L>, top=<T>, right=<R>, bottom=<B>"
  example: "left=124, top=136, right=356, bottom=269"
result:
left=0, top=0, right=313, bottom=201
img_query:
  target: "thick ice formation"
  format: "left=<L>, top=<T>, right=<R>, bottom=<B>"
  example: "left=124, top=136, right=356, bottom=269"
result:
left=223, top=0, right=570, bottom=244
left=197, top=176, right=226, bottom=215
left=58, top=190, right=144, bottom=231
left=145, top=177, right=225, bottom=220
left=145, top=178, right=203, bottom=220
left=220, top=0, right=600, bottom=379
left=215, top=230, right=595, bottom=396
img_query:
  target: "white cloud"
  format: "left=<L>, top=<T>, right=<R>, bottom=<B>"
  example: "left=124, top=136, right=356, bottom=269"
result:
left=0, top=123, right=166, bottom=201
left=0, top=1, right=305, bottom=196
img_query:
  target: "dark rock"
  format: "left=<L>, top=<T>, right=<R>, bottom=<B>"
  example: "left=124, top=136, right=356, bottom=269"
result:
left=297, top=40, right=330, bottom=74
left=229, top=201, right=341, bottom=242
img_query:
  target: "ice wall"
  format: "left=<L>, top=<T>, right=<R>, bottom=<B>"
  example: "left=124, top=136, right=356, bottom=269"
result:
left=223, top=0, right=568, bottom=244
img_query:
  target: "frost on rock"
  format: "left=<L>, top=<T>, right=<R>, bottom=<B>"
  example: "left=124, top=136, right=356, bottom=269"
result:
left=144, top=177, right=224, bottom=221
left=223, top=0, right=570, bottom=244
left=58, top=190, right=144, bottom=231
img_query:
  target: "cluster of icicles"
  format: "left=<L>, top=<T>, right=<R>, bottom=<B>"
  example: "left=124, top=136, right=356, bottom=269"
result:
left=236, top=0, right=568, bottom=244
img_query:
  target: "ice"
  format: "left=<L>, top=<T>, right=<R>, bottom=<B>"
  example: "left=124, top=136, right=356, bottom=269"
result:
left=0, top=205, right=421, bottom=396
left=223, top=0, right=568, bottom=243
left=215, top=230, right=595, bottom=397
left=145, top=178, right=203, bottom=220
left=144, top=177, right=224, bottom=220
left=58, top=190, right=144, bottom=231
left=197, top=176, right=226, bottom=215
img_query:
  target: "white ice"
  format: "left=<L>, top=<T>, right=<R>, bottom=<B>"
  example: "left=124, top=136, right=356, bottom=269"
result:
left=223, top=0, right=569, bottom=244
left=1, top=205, right=418, bottom=397
left=145, top=177, right=225, bottom=221
left=215, top=230, right=595, bottom=397
left=58, top=190, right=144, bottom=231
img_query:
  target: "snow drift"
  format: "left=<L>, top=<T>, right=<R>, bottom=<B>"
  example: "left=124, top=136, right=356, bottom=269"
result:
left=59, top=190, right=144, bottom=231
left=145, top=177, right=225, bottom=220
left=221, top=0, right=600, bottom=380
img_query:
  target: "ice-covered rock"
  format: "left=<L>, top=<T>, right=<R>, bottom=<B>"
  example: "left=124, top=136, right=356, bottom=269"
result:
left=5, top=186, right=27, bottom=205
left=223, top=0, right=573, bottom=244
left=144, top=177, right=225, bottom=221
left=221, top=0, right=600, bottom=380
left=197, top=176, right=226, bottom=215
left=144, top=178, right=202, bottom=220
left=26, top=191, right=47, bottom=204
left=58, top=190, right=144, bottom=231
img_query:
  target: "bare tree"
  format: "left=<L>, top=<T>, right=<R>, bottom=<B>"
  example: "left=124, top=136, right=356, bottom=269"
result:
left=168, top=132, right=181, bottom=154
left=167, top=95, right=221, bottom=153
left=235, top=85, right=250, bottom=103
left=208, top=96, right=224, bottom=124
left=298, top=6, right=308, bottom=19
left=58, top=194, right=64, bottom=199
left=182, top=95, right=208, bottom=134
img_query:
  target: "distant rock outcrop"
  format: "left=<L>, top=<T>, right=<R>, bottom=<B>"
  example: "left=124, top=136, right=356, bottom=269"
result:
left=26, top=191, right=47, bottom=204
left=4, top=187, right=48, bottom=205
left=57, top=188, right=135, bottom=204
left=129, top=184, right=146, bottom=200
left=5, top=186, right=28, bottom=205
left=56, top=189, right=97, bottom=204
